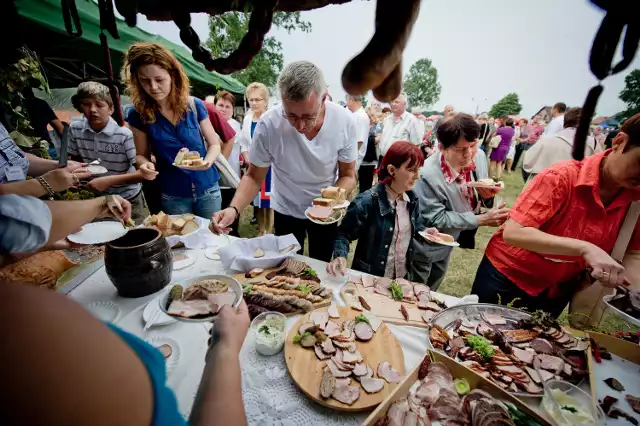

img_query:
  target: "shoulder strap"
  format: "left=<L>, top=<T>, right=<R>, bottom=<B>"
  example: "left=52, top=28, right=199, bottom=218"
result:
left=187, top=96, right=207, bottom=149
left=612, top=201, right=640, bottom=262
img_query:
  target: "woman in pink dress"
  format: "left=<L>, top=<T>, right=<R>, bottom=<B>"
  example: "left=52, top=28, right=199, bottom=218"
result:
left=489, top=117, right=515, bottom=179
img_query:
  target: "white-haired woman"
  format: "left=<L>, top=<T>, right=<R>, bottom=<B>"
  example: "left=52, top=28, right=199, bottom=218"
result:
left=237, top=82, right=272, bottom=236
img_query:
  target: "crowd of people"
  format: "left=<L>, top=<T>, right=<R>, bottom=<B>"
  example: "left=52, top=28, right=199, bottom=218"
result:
left=1, top=38, right=639, bottom=424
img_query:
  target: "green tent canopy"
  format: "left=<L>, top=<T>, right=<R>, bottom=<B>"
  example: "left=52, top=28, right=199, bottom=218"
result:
left=14, top=0, right=245, bottom=96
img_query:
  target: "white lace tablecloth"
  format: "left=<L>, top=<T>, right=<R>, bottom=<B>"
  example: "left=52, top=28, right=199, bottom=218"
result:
left=69, top=237, right=460, bottom=425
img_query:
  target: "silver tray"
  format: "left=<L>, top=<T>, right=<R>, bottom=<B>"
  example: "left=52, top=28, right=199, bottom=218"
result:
left=426, top=303, right=568, bottom=399
left=603, top=294, right=640, bottom=327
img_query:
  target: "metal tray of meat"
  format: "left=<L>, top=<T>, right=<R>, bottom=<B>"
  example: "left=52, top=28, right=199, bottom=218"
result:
left=426, top=303, right=585, bottom=398
left=603, top=294, right=640, bottom=327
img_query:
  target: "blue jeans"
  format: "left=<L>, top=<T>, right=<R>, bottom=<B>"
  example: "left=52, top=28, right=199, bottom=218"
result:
left=161, top=184, right=222, bottom=219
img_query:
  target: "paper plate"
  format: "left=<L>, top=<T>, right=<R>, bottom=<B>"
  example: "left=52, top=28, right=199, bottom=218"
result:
left=68, top=222, right=127, bottom=244
left=332, top=200, right=350, bottom=210
left=143, top=292, right=178, bottom=327
left=174, top=163, right=208, bottom=171
left=419, top=230, right=460, bottom=247
left=85, top=300, right=121, bottom=322
left=87, top=165, right=109, bottom=175
left=172, top=253, right=195, bottom=270
left=145, top=335, right=181, bottom=375
left=204, top=247, right=221, bottom=260
left=304, top=207, right=344, bottom=225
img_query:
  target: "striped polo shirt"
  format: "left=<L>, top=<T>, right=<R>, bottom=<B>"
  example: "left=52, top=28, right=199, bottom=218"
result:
left=68, top=117, right=141, bottom=200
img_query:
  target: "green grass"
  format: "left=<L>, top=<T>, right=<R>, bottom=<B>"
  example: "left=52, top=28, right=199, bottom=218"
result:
left=237, top=168, right=636, bottom=333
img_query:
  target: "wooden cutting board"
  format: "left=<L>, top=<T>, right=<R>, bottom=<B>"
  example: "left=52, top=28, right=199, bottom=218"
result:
left=284, top=306, right=405, bottom=412
left=340, top=282, right=434, bottom=329
left=234, top=268, right=331, bottom=316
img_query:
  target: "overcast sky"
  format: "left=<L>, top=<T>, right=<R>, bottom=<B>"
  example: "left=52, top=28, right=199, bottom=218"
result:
left=136, top=0, right=639, bottom=117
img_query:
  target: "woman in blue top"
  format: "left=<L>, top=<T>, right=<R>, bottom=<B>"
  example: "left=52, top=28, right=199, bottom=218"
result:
left=123, top=42, right=223, bottom=218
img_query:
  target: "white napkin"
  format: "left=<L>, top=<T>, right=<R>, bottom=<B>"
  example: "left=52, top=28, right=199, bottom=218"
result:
left=450, top=294, right=479, bottom=306
left=166, top=228, right=229, bottom=249
left=220, top=234, right=301, bottom=272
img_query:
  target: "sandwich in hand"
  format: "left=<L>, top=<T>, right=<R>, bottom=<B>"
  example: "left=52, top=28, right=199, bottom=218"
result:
left=174, top=148, right=206, bottom=167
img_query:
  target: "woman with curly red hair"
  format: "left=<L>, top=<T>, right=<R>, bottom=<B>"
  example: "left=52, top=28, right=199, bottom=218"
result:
left=122, top=42, right=223, bottom=218
left=328, top=141, right=434, bottom=278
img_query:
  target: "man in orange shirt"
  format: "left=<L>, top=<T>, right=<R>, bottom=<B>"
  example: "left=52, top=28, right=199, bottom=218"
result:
left=471, top=113, right=640, bottom=317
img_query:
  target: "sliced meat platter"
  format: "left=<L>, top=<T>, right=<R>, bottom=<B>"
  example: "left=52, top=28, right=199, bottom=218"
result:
left=427, top=304, right=590, bottom=397
left=289, top=307, right=403, bottom=408
left=372, top=354, right=543, bottom=426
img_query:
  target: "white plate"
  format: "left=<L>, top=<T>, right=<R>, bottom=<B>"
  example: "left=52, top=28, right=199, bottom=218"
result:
left=204, top=247, right=221, bottom=260
left=68, top=222, right=127, bottom=244
left=466, top=181, right=504, bottom=189
left=603, top=294, right=640, bottom=327
left=87, top=165, right=108, bottom=175
left=419, top=230, right=460, bottom=247
left=332, top=200, right=350, bottom=210
left=304, top=207, right=344, bottom=225
left=143, top=292, right=178, bottom=327
left=172, top=253, right=195, bottom=270
left=174, top=163, right=208, bottom=171
left=145, top=335, right=181, bottom=375
left=85, top=301, right=121, bottom=322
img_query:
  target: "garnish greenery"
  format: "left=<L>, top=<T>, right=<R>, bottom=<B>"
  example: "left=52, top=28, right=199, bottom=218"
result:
left=242, top=284, right=253, bottom=294
left=389, top=281, right=404, bottom=300
left=259, top=325, right=271, bottom=335
left=561, top=406, right=578, bottom=413
left=465, top=335, right=495, bottom=359
left=296, top=284, right=311, bottom=295
left=355, top=314, right=370, bottom=324
left=506, top=297, right=521, bottom=308
left=293, top=332, right=312, bottom=344
left=305, top=267, right=317, bottom=277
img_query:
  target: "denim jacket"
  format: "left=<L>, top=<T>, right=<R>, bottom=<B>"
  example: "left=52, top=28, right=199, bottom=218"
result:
left=333, top=183, right=424, bottom=278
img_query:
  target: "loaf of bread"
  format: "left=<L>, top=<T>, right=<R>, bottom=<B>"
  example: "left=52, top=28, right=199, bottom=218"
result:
left=312, top=198, right=336, bottom=208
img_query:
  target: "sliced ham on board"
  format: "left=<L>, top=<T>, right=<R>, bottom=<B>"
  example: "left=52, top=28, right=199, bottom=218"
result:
left=327, top=304, right=340, bottom=319
left=360, top=377, right=385, bottom=394
left=310, top=311, right=329, bottom=330
left=378, top=361, right=402, bottom=383
left=331, top=385, right=361, bottom=405
left=361, top=275, right=375, bottom=288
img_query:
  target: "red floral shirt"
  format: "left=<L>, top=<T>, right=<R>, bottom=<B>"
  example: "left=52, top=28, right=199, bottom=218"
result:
left=440, top=153, right=477, bottom=210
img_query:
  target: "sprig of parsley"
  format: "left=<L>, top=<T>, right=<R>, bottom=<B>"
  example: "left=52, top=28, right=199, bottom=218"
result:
left=305, top=267, right=317, bottom=277
left=465, top=335, right=495, bottom=359
left=389, top=281, right=404, bottom=300
left=296, top=284, right=311, bottom=295
left=355, top=314, right=370, bottom=324
left=259, top=325, right=271, bottom=335
left=561, top=406, right=578, bottom=413
left=242, top=284, right=253, bottom=294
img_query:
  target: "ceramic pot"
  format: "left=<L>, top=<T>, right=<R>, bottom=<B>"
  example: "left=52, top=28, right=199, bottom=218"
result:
left=105, top=227, right=172, bottom=298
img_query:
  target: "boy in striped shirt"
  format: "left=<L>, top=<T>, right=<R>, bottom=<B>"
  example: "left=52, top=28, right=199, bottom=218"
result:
left=69, top=82, right=157, bottom=223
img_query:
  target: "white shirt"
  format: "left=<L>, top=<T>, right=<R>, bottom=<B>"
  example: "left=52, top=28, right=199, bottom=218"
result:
left=227, top=118, right=244, bottom=177
left=544, top=114, right=564, bottom=136
left=351, top=107, right=370, bottom=168
left=249, top=101, right=358, bottom=219
left=380, top=111, right=423, bottom=156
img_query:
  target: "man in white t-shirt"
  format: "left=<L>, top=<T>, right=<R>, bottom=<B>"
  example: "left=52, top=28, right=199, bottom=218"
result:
left=543, top=102, right=566, bottom=136
left=211, top=61, right=358, bottom=261
left=379, top=93, right=423, bottom=156
left=346, top=94, right=370, bottom=169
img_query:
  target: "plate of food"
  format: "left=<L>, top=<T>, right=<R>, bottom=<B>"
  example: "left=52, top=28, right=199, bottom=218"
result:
left=426, top=304, right=590, bottom=397
left=73, top=165, right=109, bottom=175
left=419, top=230, right=460, bottom=247
left=143, top=212, right=202, bottom=237
left=159, top=275, right=243, bottom=322
left=603, top=292, right=640, bottom=327
left=173, top=148, right=208, bottom=170
left=145, top=335, right=181, bottom=375
left=305, top=205, right=345, bottom=225
left=466, top=178, right=505, bottom=189
left=312, top=186, right=349, bottom=210
left=284, top=306, right=405, bottom=411
left=68, top=222, right=128, bottom=245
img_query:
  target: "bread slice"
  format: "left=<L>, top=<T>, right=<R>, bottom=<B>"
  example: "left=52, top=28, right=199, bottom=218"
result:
left=183, top=151, right=201, bottom=160
left=189, top=158, right=206, bottom=167
left=181, top=220, right=198, bottom=235
left=321, top=186, right=341, bottom=199
left=313, top=198, right=336, bottom=208
left=171, top=218, right=186, bottom=231
left=182, top=214, right=195, bottom=221
left=174, top=149, right=187, bottom=165
left=156, top=212, right=169, bottom=230
left=336, top=188, right=347, bottom=203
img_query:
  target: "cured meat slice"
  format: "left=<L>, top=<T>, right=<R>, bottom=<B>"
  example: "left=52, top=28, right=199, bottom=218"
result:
left=167, top=300, right=213, bottom=317
left=555, top=333, right=570, bottom=344
left=354, top=322, right=374, bottom=341
left=331, top=385, right=360, bottom=405
left=413, top=284, right=430, bottom=297
left=333, top=340, right=356, bottom=351
left=497, top=365, right=526, bottom=376
left=299, top=321, right=318, bottom=335
left=320, top=371, right=335, bottom=399
left=387, top=400, right=410, bottom=426
left=421, top=310, right=435, bottom=323
left=378, top=361, right=402, bottom=383
left=321, top=338, right=337, bottom=355
left=361, top=377, right=385, bottom=394
left=335, top=378, right=352, bottom=387
left=310, top=311, right=329, bottom=330
left=419, top=301, right=443, bottom=312
left=315, top=345, right=331, bottom=360
left=352, top=362, right=368, bottom=376
left=348, top=275, right=363, bottom=285
left=481, top=313, right=507, bottom=325
left=512, top=347, right=535, bottom=365
left=625, top=394, right=640, bottom=414
left=374, top=283, right=392, bottom=297
left=362, top=312, right=382, bottom=332
left=530, top=338, right=553, bottom=354
left=324, top=320, right=341, bottom=337
left=327, top=360, right=353, bottom=377
left=361, top=275, right=374, bottom=288
left=307, top=205, right=332, bottom=220
left=402, top=411, right=418, bottom=426
left=524, top=366, right=553, bottom=384
left=327, top=304, right=340, bottom=319
left=502, top=329, right=539, bottom=343
left=537, top=354, right=565, bottom=373
left=461, top=389, right=493, bottom=417
left=342, top=350, right=361, bottom=364
left=331, top=351, right=355, bottom=371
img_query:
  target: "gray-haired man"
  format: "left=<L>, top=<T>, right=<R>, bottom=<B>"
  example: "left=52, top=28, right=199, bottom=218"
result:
left=211, top=61, right=357, bottom=261
left=379, top=93, right=423, bottom=156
